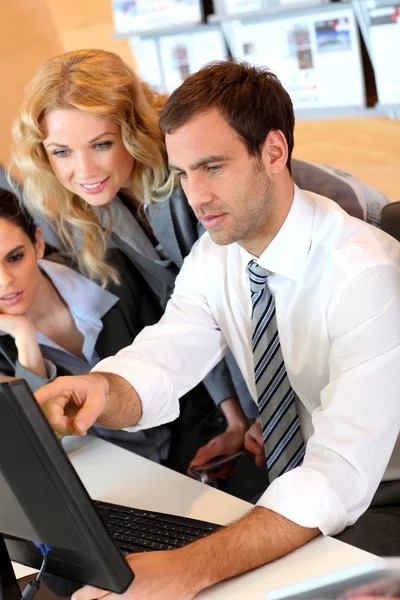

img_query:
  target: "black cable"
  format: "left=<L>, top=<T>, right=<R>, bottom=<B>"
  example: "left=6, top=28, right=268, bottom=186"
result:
left=21, top=552, right=48, bottom=600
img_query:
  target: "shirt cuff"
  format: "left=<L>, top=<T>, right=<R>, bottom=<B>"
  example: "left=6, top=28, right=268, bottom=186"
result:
left=256, top=466, right=348, bottom=536
left=92, top=355, right=180, bottom=431
left=44, top=359, right=57, bottom=381
left=14, top=359, right=58, bottom=392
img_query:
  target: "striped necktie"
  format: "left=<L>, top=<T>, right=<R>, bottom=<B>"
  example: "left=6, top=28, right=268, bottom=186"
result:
left=248, top=259, right=305, bottom=482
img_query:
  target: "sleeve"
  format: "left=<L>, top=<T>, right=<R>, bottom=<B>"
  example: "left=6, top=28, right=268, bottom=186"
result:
left=202, top=360, right=237, bottom=405
left=14, top=359, right=58, bottom=393
left=257, top=263, right=400, bottom=536
left=92, top=248, right=229, bottom=430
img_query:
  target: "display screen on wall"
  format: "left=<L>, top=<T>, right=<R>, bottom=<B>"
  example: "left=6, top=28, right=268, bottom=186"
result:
left=223, top=0, right=262, bottom=16
left=158, top=28, right=228, bottom=94
left=129, top=36, right=165, bottom=93
left=113, top=0, right=202, bottom=35
left=130, top=27, right=228, bottom=96
left=233, top=7, right=364, bottom=110
left=369, top=5, right=400, bottom=104
left=221, top=0, right=326, bottom=17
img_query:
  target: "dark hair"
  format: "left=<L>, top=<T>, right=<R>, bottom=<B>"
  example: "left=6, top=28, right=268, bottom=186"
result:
left=159, top=60, right=295, bottom=173
left=0, top=188, right=37, bottom=244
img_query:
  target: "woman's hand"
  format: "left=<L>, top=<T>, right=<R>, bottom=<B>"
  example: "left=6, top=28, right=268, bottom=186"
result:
left=0, top=314, right=46, bottom=378
left=189, top=397, right=248, bottom=481
left=0, top=313, right=35, bottom=340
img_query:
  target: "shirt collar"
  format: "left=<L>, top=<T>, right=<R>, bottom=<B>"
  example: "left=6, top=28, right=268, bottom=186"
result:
left=37, top=259, right=118, bottom=361
left=240, top=185, right=315, bottom=282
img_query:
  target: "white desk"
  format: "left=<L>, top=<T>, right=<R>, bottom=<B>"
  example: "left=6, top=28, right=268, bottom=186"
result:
left=13, top=437, right=375, bottom=599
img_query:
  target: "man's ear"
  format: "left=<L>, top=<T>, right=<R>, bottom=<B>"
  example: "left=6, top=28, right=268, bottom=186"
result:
left=35, top=227, right=46, bottom=260
left=260, top=130, right=288, bottom=175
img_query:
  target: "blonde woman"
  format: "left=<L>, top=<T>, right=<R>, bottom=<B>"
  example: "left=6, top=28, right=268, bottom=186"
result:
left=10, top=49, right=256, bottom=483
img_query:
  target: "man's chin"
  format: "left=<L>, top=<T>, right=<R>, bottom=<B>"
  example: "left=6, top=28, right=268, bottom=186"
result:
left=208, top=230, right=238, bottom=246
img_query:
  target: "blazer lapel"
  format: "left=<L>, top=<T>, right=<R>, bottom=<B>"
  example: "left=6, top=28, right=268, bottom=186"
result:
left=148, top=199, right=184, bottom=267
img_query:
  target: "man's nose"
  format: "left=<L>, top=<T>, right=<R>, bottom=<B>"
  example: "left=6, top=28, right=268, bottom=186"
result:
left=185, top=177, right=213, bottom=211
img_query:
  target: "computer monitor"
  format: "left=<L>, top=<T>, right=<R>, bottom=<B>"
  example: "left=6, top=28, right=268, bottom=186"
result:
left=112, top=0, right=203, bottom=36
left=369, top=4, right=400, bottom=105
left=0, top=378, right=134, bottom=595
left=230, top=4, right=365, bottom=112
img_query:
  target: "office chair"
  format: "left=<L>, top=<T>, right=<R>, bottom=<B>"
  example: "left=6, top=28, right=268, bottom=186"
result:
left=381, top=202, right=400, bottom=243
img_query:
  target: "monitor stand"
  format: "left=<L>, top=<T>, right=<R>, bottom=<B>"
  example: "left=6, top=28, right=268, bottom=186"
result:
left=0, top=536, right=21, bottom=600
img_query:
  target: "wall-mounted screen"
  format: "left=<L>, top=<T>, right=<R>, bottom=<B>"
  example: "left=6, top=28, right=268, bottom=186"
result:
left=113, top=0, right=202, bottom=35
left=223, top=0, right=262, bottom=15
left=158, top=28, right=228, bottom=94
left=369, top=5, right=400, bottom=104
left=129, top=37, right=165, bottom=93
left=220, top=0, right=327, bottom=17
left=232, top=6, right=364, bottom=110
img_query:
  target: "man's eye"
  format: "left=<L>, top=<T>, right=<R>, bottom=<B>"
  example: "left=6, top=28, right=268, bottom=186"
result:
left=208, top=165, right=221, bottom=174
left=8, top=253, right=24, bottom=263
left=177, top=172, right=187, bottom=180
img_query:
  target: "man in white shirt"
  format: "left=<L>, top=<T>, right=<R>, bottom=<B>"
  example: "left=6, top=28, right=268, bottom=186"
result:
left=36, top=61, right=400, bottom=600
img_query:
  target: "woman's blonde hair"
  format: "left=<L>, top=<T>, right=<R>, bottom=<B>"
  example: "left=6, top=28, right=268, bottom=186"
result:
left=11, top=49, right=175, bottom=285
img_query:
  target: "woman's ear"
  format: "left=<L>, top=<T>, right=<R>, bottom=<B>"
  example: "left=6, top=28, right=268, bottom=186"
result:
left=35, top=227, right=46, bottom=260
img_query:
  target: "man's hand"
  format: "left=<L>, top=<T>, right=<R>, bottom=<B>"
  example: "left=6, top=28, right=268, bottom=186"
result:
left=71, top=550, right=197, bottom=600
left=34, top=373, right=109, bottom=437
left=244, top=420, right=266, bottom=467
left=71, top=507, right=320, bottom=600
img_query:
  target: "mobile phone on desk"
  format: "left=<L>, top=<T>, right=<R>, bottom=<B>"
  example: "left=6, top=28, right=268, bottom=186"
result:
left=190, top=450, right=246, bottom=483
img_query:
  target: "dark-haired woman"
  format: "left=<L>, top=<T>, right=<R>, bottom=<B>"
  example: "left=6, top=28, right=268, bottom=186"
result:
left=0, top=188, right=174, bottom=461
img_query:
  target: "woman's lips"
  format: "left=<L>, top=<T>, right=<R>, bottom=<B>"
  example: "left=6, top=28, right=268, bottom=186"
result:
left=0, top=291, right=23, bottom=306
left=78, top=177, right=109, bottom=194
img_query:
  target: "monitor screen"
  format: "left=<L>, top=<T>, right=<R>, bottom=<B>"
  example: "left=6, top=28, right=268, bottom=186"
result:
left=0, top=379, right=133, bottom=593
left=220, top=0, right=327, bottom=18
left=113, top=0, right=203, bottom=35
left=129, top=36, right=165, bottom=93
left=232, top=6, right=365, bottom=110
left=158, top=27, right=228, bottom=94
left=131, top=26, right=228, bottom=95
left=369, top=4, right=400, bottom=104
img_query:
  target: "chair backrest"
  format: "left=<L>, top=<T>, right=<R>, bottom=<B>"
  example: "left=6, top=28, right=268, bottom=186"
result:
left=291, top=160, right=389, bottom=227
left=380, top=202, right=400, bottom=242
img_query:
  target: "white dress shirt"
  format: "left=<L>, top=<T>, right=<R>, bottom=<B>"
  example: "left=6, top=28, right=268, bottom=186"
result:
left=94, top=186, right=400, bottom=536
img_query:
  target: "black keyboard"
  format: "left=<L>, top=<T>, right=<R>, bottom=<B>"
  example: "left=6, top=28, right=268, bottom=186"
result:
left=94, top=500, right=221, bottom=555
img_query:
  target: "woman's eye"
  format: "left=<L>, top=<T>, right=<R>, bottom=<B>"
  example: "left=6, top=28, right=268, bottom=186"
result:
left=8, top=253, right=24, bottom=263
left=95, top=141, right=112, bottom=150
left=52, top=149, right=69, bottom=158
left=177, top=172, right=187, bottom=180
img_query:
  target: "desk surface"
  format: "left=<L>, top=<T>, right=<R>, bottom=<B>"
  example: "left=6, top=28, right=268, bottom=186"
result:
left=14, top=437, right=375, bottom=599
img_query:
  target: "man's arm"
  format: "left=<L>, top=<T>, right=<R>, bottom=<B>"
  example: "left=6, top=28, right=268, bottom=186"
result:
left=35, top=372, right=142, bottom=436
left=72, top=508, right=319, bottom=600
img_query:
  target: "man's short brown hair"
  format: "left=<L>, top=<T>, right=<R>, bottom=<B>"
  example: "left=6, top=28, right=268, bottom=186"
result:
left=159, top=60, right=295, bottom=172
